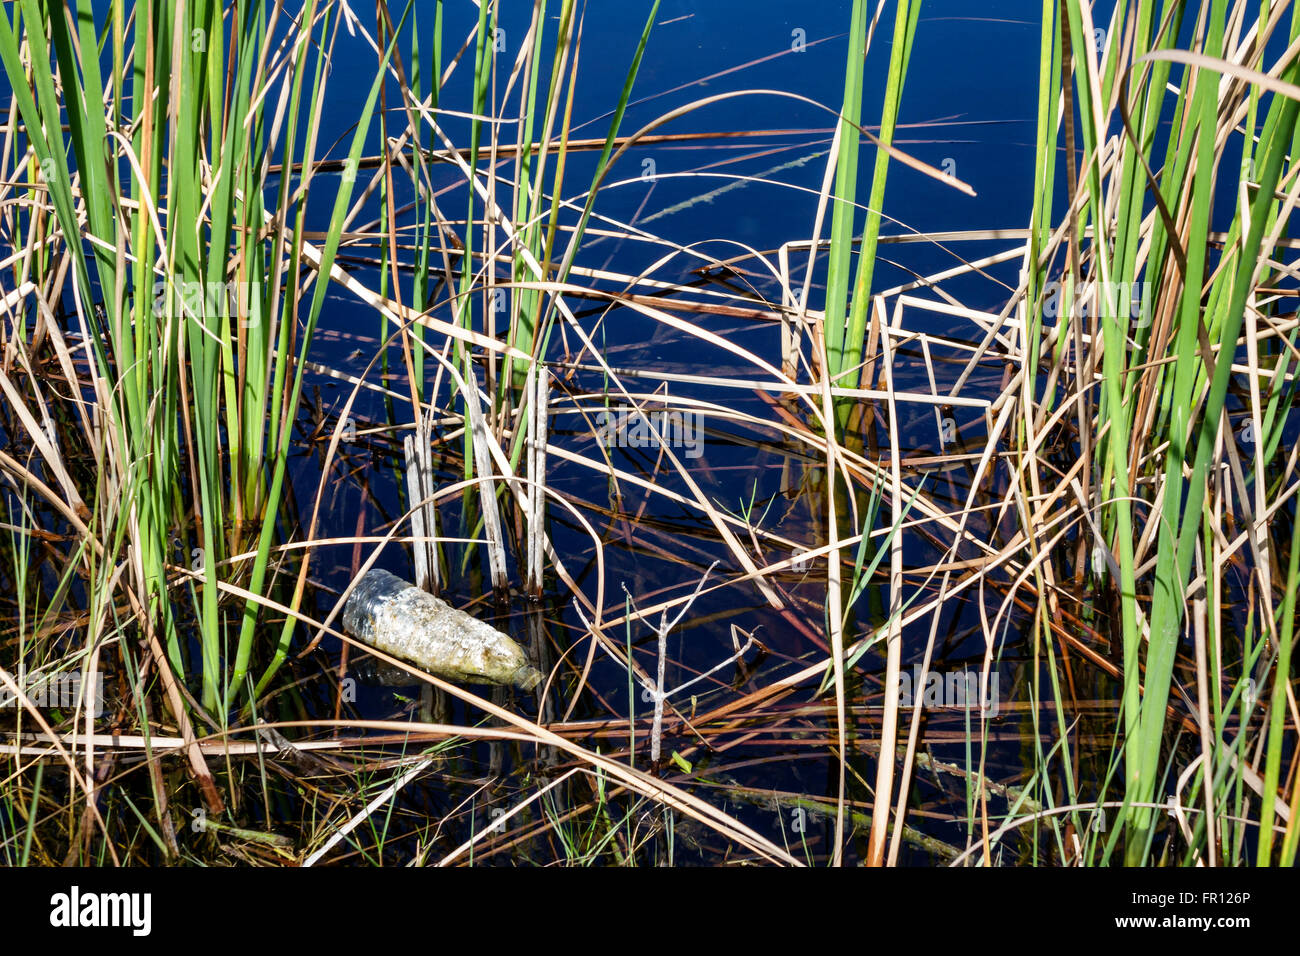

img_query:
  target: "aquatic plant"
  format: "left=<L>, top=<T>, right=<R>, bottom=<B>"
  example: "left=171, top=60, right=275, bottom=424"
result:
left=0, top=0, right=1296, bottom=869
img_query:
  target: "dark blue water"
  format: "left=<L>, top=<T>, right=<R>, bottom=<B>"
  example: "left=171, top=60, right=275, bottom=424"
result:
left=281, top=1, right=1075, bottom=864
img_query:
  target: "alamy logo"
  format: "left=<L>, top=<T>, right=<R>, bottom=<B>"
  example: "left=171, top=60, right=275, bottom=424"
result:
left=49, top=886, right=151, bottom=936
left=897, top=665, right=1000, bottom=717
left=1042, top=280, right=1151, bottom=327
left=152, top=279, right=259, bottom=325
left=594, top=409, right=704, bottom=459
left=0, top=670, right=103, bottom=717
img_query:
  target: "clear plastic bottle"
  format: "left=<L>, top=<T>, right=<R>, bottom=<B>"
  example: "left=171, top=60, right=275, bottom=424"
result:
left=342, top=568, right=542, bottom=690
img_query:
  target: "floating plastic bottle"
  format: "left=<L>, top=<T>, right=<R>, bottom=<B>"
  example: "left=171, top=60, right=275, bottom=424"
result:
left=342, top=568, right=542, bottom=690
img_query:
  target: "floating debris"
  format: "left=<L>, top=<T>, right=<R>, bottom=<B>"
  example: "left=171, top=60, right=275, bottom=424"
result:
left=342, top=568, right=542, bottom=690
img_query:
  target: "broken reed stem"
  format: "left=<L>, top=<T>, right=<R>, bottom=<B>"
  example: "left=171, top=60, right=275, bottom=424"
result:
left=526, top=365, right=549, bottom=596
left=404, top=434, right=431, bottom=593
left=462, top=375, right=508, bottom=592
left=651, top=615, right=667, bottom=766
left=868, top=295, right=906, bottom=868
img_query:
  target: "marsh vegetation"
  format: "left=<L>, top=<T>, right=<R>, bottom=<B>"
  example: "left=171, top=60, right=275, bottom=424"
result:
left=0, top=0, right=1298, bottom=867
